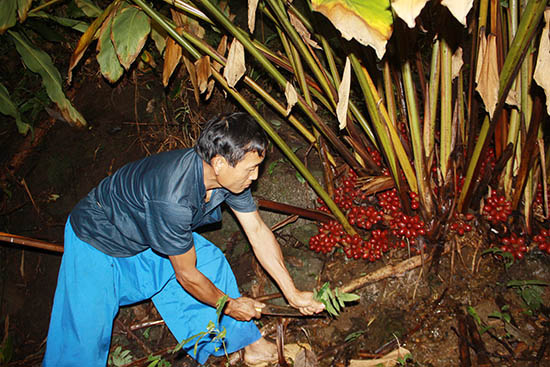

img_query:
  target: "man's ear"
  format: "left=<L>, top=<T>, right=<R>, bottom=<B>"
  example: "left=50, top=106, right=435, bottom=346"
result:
left=211, top=155, right=227, bottom=174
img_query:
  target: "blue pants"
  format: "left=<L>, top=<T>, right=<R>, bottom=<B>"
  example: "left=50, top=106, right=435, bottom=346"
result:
left=43, top=220, right=261, bottom=366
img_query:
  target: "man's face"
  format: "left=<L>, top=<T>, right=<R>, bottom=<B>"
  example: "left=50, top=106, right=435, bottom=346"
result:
left=215, top=151, right=264, bottom=194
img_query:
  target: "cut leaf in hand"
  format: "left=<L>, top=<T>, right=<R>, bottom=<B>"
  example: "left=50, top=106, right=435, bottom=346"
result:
left=314, top=282, right=360, bottom=317
left=391, top=0, right=429, bottom=29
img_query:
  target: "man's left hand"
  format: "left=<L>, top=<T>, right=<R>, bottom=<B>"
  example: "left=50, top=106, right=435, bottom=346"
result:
left=288, top=290, right=325, bottom=315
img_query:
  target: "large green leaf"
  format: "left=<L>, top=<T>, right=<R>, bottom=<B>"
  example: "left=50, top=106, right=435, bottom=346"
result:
left=111, top=5, right=151, bottom=70
left=0, top=0, right=18, bottom=34
left=311, top=0, right=393, bottom=59
left=17, top=0, right=33, bottom=23
left=96, top=14, right=124, bottom=83
left=0, top=82, right=30, bottom=135
left=9, top=30, right=86, bottom=127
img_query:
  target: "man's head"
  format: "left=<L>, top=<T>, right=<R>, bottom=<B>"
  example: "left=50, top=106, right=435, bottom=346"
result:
left=195, top=113, right=268, bottom=193
left=195, top=112, right=268, bottom=166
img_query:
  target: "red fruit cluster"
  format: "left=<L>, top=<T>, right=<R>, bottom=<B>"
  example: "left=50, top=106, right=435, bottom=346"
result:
left=309, top=221, right=345, bottom=254
left=483, top=192, right=512, bottom=225
left=343, top=230, right=394, bottom=261
left=390, top=213, right=426, bottom=240
left=533, top=229, right=550, bottom=255
left=409, top=192, right=419, bottom=210
left=449, top=213, right=474, bottom=236
left=348, top=206, right=383, bottom=229
left=368, top=147, right=383, bottom=167
left=500, top=233, right=528, bottom=260
left=377, top=189, right=402, bottom=215
left=479, top=147, right=496, bottom=177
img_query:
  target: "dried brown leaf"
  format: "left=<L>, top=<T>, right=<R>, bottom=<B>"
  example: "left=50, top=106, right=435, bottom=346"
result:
left=182, top=55, right=200, bottom=105
left=294, top=348, right=318, bottom=367
left=349, top=347, right=411, bottom=367
left=441, top=0, right=473, bottom=27
left=223, top=38, right=246, bottom=88
left=195, top=55, right=211, bottom=93
left=289, top=11, right=320, bottom=49
left=285, top=82, right=298, bottom=116
left=162, top=26, right=182, bottom=87
left=336, top=57, right=351, bottom=129
left=475, top=34, right=499, bottom=118
left=535, top=10, right=550, bottom=115
left=248, top=0, right=259, bottom=33
left=452, top=47, right=463, bottom=80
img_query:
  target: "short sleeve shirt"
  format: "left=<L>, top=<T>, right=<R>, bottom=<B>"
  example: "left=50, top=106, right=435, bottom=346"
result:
left=69, top=148, right=256, bottom=257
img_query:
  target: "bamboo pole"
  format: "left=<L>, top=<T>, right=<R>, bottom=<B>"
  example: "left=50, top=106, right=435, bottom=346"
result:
left=0, top=232, right=63, bottom=253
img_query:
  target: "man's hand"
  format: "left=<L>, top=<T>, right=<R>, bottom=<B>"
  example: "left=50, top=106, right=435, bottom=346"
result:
left=224, top=296, right=265, bottom=321
left=287, top=290, right=325, bottom=315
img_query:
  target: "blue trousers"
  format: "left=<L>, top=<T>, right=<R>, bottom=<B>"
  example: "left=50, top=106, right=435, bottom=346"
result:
left=43, top=220, right=261, bottom=366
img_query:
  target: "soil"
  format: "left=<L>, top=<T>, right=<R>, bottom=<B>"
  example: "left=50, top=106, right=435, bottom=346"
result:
left=2, top=68, right=550, bottom=367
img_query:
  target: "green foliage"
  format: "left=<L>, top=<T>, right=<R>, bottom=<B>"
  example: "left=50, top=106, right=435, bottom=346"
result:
left=396, top=353, right=413, bottom=366
left=344, top=329, right=367, bottom=342
left=0, top=334, right=14, bottom=364
left=108, top=346, right=133, bottom=366
left=507, top=280, right=550, bottom=315
left=467, top=306, right=493, bottom=335
left=146, top=354, right=171, bottom=367
left=172, top=295, right=229, bottom=359
left=313, top=282, right=360, bottom=317
left=482, top=247, right=515, bottom=270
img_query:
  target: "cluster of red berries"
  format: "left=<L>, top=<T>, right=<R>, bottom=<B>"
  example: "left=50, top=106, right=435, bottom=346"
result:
left=449, top=213, right=474, bottom=236
left=390, top=213, right=426, bottom=240
left=479, top=147, right=496, bottom=177
left=377, top=188, right=402, bottom=215
left=342, top=230, right=395, bottom=261
left=533, top=229, right=550, bottom=255
left=348, top=206, right=383, bottom=229
left=483, top=191, right=512, bottom=225
left=308, top=221, right=345, bottom=254
left=499, top=233, right=528, bottom=260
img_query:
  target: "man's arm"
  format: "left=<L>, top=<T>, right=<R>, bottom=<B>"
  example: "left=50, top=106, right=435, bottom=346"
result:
left=232, top=209, right=324, bottom=315
left=169, top=248, right=264, bottom=321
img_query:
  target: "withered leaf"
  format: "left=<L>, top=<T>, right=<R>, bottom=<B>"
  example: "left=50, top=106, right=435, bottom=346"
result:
left=223, top=38, right=246, bottom=88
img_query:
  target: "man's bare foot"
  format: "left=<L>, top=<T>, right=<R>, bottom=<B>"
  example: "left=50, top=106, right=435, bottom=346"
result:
left=243, top=337, right=277, bottom=366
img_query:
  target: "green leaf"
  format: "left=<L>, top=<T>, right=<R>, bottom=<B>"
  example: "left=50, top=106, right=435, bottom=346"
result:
left=336, top=288, right=361, bottom=303
left=17, top=0, right=32, bottom=23
left=295, top=172, right=306, bottom=184
left=96, top=15, right=124, bottom=83
left=8, top=30, right=86, bottom=127
left=507, top=280, right=550, bottom=288
left=111, top=5, right=151, bottom=70
left=30, top=11, right=90, bottom=33
left=75, top=0, right=103, bottom=18
left=0, top=0, right=18, bottom=34
left=215, top=294, right=228, bottom=324
left=311, top=0, right=393, bottom=59
left=467, top=306, right=482, bottom=326
left=0, top=82, right=30, bottom=135
left=150, top=22, right=167, bottom=54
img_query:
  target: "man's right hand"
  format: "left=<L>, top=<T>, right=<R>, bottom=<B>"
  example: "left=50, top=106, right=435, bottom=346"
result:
left=224, top=297, right=264, bottom=321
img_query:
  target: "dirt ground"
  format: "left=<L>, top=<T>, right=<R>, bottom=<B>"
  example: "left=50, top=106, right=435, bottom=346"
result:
left=1, top=69, right=550, bottom=367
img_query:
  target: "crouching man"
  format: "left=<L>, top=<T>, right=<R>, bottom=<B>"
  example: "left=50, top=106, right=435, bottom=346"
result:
left=43, top=112, right=324, bottom=366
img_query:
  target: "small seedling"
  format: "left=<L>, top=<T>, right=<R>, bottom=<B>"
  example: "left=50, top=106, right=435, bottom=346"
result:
left=108, top=346, right=133, bottom=366
left=313, top=282, right=360, bottom=317
left=507, top=279, right=550, bottom=315
left=482, top=247, right=515, bottom=269
left=147, top=354, right=171, bottom=367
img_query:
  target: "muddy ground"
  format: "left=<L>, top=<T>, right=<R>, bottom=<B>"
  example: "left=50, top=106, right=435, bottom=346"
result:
left=1, top=68, right=550, bottom=367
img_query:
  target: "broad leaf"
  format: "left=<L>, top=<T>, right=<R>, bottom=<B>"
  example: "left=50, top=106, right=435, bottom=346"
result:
left=111, top=5, right=151, bottom=70
left=391, top=0, right=429, bottom=28
left=68, top=0, right=120, bottom=83
left=223, top=38, right=246, bottom=88
left=336, top=57, right=351, bottom=129
left=9, top=30, right=86, bottom=127
left=75, top=0, right=102, bottom=18
left=150, top=23, right=167, bottom=54
left=96, top=14, right=124, bottom=83
left=441, top=0, right=473, bottom=27
left=17, top=0, right=33, bottom=23
left=0, top=82, right=30, bottom=134
left=311, top=0, right=393, bottom=59
left=0, top=0, right=18, bottom=34
left=535, top=10, right=550, bottom=115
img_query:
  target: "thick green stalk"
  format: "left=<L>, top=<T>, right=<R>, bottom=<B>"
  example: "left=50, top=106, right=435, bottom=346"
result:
left=458, top=0, right=547, bottom=212
left=440, top=38, right=452, bottom=181
left=426, top=39, right=440, bottom=160
left=350, top=54, right=418, bottom=193
left=383, top=60, right=397, bottom=127
left=402, top=60, right=432, bottom=213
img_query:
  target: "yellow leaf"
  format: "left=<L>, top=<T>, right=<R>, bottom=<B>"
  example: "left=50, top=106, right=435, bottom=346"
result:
left=248, top=0, right=259, bottom=33
left=534, top=10, right=550, bottom=115
left=391, top=0, right=429, bottom=29
left=195, top=55, right=211, bottom=93
left=312, top=0, right=393, bottom=59
left=441, top=0, right=473, bottom=27
left=475, top=34, right=499, bottom=118
left=285, top=82, right=298, bottom=116
left=223, top=38, right=246, bottom=88
left=337, top=57, right=351, bottom=129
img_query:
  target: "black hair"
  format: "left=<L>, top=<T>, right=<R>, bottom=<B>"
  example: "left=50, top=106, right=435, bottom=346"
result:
left=194, top=112, right=268, bottom=166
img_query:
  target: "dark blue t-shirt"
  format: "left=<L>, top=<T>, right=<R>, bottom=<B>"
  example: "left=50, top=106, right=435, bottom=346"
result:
left=69, top=148, right=256, bottom=257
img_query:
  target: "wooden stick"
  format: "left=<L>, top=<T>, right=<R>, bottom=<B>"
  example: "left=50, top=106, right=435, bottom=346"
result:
left=0, top=232, right=63, bottom=253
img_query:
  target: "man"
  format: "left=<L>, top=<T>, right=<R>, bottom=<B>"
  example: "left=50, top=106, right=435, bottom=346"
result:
left=43, top=112, right=324, bottom=366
